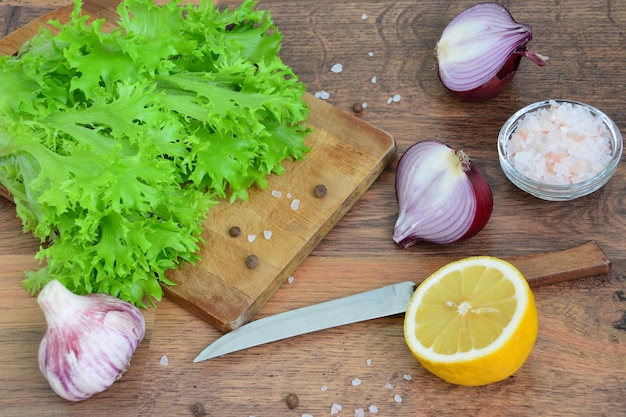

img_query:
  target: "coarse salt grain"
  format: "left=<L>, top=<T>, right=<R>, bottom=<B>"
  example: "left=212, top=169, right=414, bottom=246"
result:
left=368, top=51, right=374, bottom=57
left=352, top=377, right=362, bottom=386
left=384, top=382, right=393, bottom=389
left=271, top=189, right=282, bottom=198
left=507, top=100, right=612, bottom=185
left=403, top=374, right=413, bottom=381
left=321, top=385, right=328, bottom=391
left=263, top=230, right=272, bottom=240
left=331, top=63, right=343, bottom=73
left=315, top=90, right=330, bottom=100
left=354, top=408, right=365, bottom=417
left=247, top=234, right=256, bottom=243
left=362, top=102, right=368, bottom=109
left=288, top=276, right=295, bottom=284
left=290, top=199, right=300, bottom=210
left=302, top=414, right=314, bottom=417
left=331, top=403, right=343, bottom=414
left=366, top=358, right=372, bottom=366
left=159, top=355, right=168, bottom=366
left=369, top=405, right=379, bottom=413
left=394, top=394, right=403, bottom=403
left=392, top=94, right=402, bottom=102
left=361, top=13, right=368, bottom=20
left=371, top=76, right=377, bottom=84
left=386, top=97, right=393, bottom=105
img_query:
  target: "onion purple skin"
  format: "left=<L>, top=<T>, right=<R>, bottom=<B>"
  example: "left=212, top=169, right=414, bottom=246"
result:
left=393, top=141, right=493, bottom=248
left=460, top=161, right=493, bottom=241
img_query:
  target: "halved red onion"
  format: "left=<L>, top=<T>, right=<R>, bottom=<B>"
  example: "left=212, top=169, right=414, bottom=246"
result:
left=393, top=141, right=493, bottom=247
left=436, top=3, right=547, bottom=101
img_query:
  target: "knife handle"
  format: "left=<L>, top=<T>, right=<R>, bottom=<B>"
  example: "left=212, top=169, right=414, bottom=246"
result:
left=506, top=241, right=611, bottom=288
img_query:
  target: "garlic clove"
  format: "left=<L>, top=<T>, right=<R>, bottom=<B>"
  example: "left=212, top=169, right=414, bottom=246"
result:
left=37, top=279, right=145, bottom=402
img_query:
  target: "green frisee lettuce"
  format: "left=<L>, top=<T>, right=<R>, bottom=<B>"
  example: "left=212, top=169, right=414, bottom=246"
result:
left=0, top=0, right=310, bottom=306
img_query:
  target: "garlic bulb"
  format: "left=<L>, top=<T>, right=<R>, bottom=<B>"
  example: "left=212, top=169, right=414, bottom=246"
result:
left=37, top=280, right=145, bottom=402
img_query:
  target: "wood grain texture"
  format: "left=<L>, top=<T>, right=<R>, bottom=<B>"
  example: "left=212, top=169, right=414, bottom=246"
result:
left=1, top=1, right=625, bottom=416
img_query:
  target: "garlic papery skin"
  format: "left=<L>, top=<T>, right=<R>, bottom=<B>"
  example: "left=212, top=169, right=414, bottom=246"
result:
left=37, top=279, right=145, bottom=402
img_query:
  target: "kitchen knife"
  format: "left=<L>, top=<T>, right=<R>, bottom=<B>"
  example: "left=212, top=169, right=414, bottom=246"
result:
left=193, top=241, right=611, bottom=362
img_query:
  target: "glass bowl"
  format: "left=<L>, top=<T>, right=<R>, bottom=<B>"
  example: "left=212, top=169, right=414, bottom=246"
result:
left=498, top=99, right=623, bottom=201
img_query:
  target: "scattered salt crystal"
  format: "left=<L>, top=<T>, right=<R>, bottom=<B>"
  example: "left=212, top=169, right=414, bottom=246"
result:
left=287, top=192, right=293, bottom=198
left=288, top=275, right=295, bottom=284
left=371, top=76, right=377, bottom=84
left=354, top=408, right=365, bottom=417
left=271, top=189, right=282, bottom=198
left=394, top=394, right=403, bottom=403
left=321, top=385, right=328, bottom=391
left=366, top=358, right=372, bottom=366
left=247, top=234, right=256, bottom=243
left=290, top=199, right=300, bottom=210
left=263, top=230, right=272, bottom=240
left=507, top=100, right=613, bottom=185
left=384, top=382, right=394, bottom=389
left=314, top=90, right=330, bottom=100
left=302, top=414, right=314, bottom=417
left=361, top=13, right=368, bottom=20
left=369, top=405, right=379, bottom=413
left=331, top=403, right=343, bottom=414
left=368, top=51, right=374, bottom=57
left=331, top=63, right=343, bottom=73
left=392, top=94, right=402, bottom=102
left=352, top=377, right=362, bottom=386
left=403, top=374, right=413, bottom=381
left=362, top=102, right=368, bottom=109
left=159, top=355, right=168, bottom=366
left=386, top=97, right=393, bottom=105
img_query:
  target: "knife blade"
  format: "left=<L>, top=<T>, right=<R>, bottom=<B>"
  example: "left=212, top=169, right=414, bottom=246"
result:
left=193, top=280, right=416, bottom=362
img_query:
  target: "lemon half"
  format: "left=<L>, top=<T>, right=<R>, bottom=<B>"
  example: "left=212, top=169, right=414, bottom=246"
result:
left=404, top=256, right=538, bottom=386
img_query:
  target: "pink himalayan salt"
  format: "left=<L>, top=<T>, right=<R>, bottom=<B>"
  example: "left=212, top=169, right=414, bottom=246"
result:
left=507, top=101, right=612, bottom=185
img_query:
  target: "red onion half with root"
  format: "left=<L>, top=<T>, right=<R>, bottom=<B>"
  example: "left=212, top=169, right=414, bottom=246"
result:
left=436, top=3, right=547, bottom=101
left=393, top=141, right=493, bottom=247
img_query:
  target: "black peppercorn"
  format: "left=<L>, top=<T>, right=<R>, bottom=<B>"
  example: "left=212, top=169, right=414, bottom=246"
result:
left=313, top=184, right=327, bottom=198
left=285, top=393, right=299, bottom=409
left=246, top=254, right=259, bottom=269
left=229, top=226, right=241, bottom=237
left=191, top=402, right=206, bottom=416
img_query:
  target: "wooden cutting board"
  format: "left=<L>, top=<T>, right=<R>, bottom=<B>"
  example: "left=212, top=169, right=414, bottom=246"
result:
left=0, top=0, right=397, bottom=332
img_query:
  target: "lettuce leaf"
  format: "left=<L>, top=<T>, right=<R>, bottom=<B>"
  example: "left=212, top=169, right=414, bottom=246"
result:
left=0, top=0, right=310, bottom=306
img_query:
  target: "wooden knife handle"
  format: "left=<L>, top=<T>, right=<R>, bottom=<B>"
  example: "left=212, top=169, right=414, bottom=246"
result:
left=506, top=241, right=611, bottom=288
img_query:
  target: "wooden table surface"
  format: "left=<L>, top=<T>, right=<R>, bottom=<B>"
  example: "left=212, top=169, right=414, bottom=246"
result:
left=1, top=1, right=625, bottom=416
